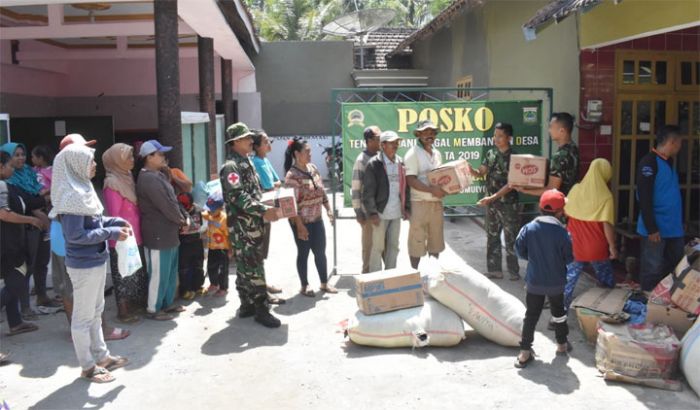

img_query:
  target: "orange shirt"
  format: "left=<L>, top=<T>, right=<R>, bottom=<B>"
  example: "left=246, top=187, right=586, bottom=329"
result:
left=567, top=217, right=608, bottom=262
left=202, top=210, right=230, bottom=250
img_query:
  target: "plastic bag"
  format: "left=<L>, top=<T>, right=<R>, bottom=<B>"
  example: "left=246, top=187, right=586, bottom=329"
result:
left=115, top=234, right=142, bottom=278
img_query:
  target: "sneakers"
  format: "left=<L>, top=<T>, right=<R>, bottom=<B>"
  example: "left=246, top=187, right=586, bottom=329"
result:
left=254, top=306, right=281, bottom=328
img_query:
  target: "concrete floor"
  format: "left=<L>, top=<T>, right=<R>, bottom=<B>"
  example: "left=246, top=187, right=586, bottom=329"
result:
left=1, top=216, right=698, bottom=410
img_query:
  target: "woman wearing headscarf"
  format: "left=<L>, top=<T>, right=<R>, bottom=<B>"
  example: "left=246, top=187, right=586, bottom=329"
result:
left=562, top=158, right=617, bottom=312
left=103, top=143, right=147, bottom=323
left=51, top=144, right=130, bottom=383
left=0, top=143, right=55, bottom=314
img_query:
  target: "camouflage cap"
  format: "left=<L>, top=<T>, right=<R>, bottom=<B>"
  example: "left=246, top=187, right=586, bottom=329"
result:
left=225, top=122, right=253, bottom=144
left=414, top=119, right=439, bottom=135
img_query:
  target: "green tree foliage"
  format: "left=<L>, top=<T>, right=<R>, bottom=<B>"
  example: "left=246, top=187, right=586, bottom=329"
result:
left=243, top=0, right=453, bottom=41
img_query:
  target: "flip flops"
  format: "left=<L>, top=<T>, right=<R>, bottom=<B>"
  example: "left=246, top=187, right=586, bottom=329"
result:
left=514, top=350, right=535, bottom=368
left=267, top=285, right=283, bottom=294
left=300, top=288, right=315, bottom=297
left=8, top=322, right=38, bottom=336
left=320, top=285, right=338, bottom=294
left=486, top=272, right=504, bottom=279
left=82, top=366, right=115, bottom=384
left=104, top=327, right=131, bottom=341
left=146, top=312, right=174, bottom=321
left=98, top=355, right=129, bottom=371
left=164, top=305, right=186, bottom=313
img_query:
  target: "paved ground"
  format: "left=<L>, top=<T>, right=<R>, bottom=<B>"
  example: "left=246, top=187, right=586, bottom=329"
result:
left=1, top=214, right=698, bottom=409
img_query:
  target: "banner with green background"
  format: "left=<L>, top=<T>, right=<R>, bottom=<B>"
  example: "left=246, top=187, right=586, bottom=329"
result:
left=341, top=100, right=543, bottom=207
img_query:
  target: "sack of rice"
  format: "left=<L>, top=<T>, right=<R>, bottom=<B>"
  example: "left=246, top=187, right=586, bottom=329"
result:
left=346, top=300, right=465, bottom=348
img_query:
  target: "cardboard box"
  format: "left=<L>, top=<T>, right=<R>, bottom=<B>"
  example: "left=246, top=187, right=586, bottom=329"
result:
left=670, top=256, right=700, bottom=315
left=572, top=288, right=630, bottom=344
left=261, top=188, right=297, bottom=219
left=646, top=302, right=697, bottom=338
left=427, top=159, right=471, bottom=194
left=355, top=269, right=424, bottom=315
left=595, top=322, right=681, bottom=380
left=508, top=154, right=547, bottom=188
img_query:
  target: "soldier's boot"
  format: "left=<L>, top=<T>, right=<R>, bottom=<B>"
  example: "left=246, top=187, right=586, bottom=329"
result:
left=237, top=304, right=255, bottom=318
left=254, top=305, right=281, bottom=328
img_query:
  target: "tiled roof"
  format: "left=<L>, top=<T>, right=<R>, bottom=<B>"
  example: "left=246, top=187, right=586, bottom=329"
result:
left=354, top=27, right=417, bottom=69
left=387, top=0, right=481, bottom=58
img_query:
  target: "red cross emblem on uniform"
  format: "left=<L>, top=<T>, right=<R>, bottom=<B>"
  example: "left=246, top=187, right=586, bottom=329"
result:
left=227, top=172, right=240, bottom=186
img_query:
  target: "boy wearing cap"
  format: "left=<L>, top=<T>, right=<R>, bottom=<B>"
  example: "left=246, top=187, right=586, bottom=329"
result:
left=514, top=189, right=573, bottom=368
left=220, top=122, right=281, bottom=328
left=202, top=191, right=230, bottom=297
left=352, top=126, right=381, bottom=273
left=362, top=130, right=410, bottom=272
left=404, top=120, right=447, bottom=269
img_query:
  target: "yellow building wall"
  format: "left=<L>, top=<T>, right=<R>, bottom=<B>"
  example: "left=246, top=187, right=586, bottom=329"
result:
left=580, top=0, right=700, bottom=48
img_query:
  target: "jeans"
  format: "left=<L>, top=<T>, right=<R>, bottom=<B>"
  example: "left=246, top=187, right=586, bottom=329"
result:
left=369, top=218, right=401, bottom=272
left=639, top=237, right=684, bottom=291
left=564, top=260, right=615, bottom=311
left=1, top=266, right=27, bottom=328
left=66, top=262, right=110, bottom=370
left=520, top=292, right=569, bottom=351
left=207, top=249, right=229, bottom=290
left=291, top=219, right=328, bottom=287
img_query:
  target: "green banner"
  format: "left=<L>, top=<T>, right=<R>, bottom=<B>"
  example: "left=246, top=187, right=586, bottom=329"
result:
left=342, top=100, right=543, bottom=207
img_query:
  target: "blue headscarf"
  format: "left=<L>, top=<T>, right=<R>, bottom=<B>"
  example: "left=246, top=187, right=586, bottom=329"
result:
left=0, top=142, right=43, bottom=196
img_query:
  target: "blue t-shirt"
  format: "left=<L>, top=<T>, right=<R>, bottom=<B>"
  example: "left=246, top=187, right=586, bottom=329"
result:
left=50, top=220, right=66, bottom=257
left=252, top=155, right=280, bottom=191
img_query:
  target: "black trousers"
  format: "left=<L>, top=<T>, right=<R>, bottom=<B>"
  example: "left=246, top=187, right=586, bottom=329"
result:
left=207, top=249, right=229, bottom=290
left=178, top=238, right=205, bottom=294
left=520, top=292, right=569, bottom=351
left=22, top=228, right=50, bottom=308
left=1, top=267, right=27, bottom=328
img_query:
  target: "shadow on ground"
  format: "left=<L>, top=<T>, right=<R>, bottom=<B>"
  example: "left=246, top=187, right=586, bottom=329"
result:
left=29, top=380, right=125, bottom=410
left=201, top=317, right=289, bottom=355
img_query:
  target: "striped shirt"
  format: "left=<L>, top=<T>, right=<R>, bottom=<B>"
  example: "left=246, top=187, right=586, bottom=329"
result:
left=351, top=150, right=373, bottom=219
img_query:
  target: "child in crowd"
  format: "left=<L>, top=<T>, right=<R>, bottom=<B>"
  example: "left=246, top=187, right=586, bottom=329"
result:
left=514, top=189, right=573, bottom=368
left=202, top=191, right=230, bottom=297
left=31, top=145, right=54, bottom=196
left=176, top=192, right=206, bottom=300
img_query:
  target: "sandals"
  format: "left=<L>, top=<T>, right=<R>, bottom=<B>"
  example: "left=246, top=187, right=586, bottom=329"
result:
left=509, top=274, right=521, bottom=281
left=146, top=312, right=174, bottom=321
left=37, top=298, right=62, bottom=308
left=556, top=342, right=573, bottom=356
left=268, top=295, right=286, bottom=305
left=98, top=355, right=129, bottom=371
left=486, top=272, right=504, bottom=279
left=164, top=304, right=186, bottom=313
left=8, top=322, right=38, bottom=336
left=104, top=327, right=131, bottom=341
left=300, top=287, right=315, bottom=297
left=213, top=290, right=228, bottom=298
left=117, top=314, right=140, bottom=325
left=514, top=350, right=535, bottom=368
left=207, top=285, right=220, bottom=295
left=267, top=285, right=283, bottom=294
left=320, top=285, right=338, bottom=294
left=82, top=366, right=115, bottom=384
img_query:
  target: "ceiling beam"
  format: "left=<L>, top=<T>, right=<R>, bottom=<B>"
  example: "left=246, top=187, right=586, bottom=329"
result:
left=15, top=47, right=199, bottom=61
left=0, top=20, right=195, bottom=39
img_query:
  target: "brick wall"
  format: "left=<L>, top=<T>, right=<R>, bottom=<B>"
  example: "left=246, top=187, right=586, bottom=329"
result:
left=577, top=26, right=700, bottom=177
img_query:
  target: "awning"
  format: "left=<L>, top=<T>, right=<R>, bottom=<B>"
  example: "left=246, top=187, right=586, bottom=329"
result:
left=522, top=0, right=617, bottom=41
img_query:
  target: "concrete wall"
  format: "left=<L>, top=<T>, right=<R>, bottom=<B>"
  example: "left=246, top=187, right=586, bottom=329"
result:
left=411, top=6, right=490, bottom=88
left=408, top=0, right=580, bottom=154
left=253, top=41, right=354, bottom=136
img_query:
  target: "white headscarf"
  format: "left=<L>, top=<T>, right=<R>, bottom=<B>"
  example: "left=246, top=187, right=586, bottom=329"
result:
left=49, top=144, right=103, bottom=217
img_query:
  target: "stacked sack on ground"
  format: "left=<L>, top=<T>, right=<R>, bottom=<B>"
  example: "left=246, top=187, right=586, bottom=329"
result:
left=344, top=254, right=526, bottom=348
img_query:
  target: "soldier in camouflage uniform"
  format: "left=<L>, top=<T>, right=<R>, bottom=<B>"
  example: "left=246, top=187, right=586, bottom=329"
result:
left=468, top=122, right=520, bottom=280
left=514, top=112, right=579, bottom=197
left=220, top=122, right=282, bottom=328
